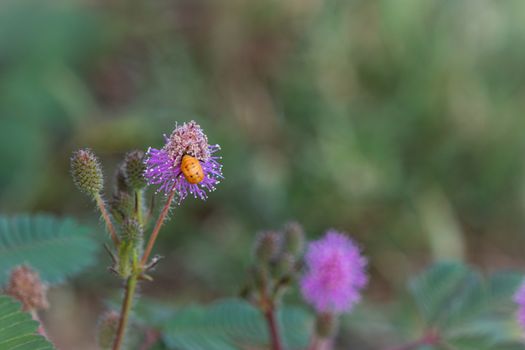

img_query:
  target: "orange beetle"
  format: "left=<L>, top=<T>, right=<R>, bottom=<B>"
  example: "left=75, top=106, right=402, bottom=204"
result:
left=181, top=154, right=205, bottom=184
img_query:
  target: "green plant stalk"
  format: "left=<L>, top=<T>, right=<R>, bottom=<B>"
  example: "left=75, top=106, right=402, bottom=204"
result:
left=112, top=253, right=140, bottom=350
left=112, top=189, right=176, bottom=350
left=112, top=274, right=138, bottom=350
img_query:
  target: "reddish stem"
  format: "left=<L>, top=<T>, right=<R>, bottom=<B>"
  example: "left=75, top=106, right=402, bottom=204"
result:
left=96, top=195, right=120, bottom=246
left=112, top=275, right=138, bottom=350
left=140, top=189, right=176, bottom=266
left=264, top=308, right=283, bottom=350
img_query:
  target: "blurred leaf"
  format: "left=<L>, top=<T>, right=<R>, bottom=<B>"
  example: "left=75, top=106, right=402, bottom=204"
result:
left=408, top=262, right=523, bottom=348
left=0, top=214, right=99, bottom=285
left=162, top=299, right=312, bottom=350
left=445, top=333, right=494, bottom=350
left=493, top=342, right=525, bottom=350
left=0, top=295, right=55, bottom=350
left=409, top=261, right=471, bottom=326
left=487, top=271, right=523, bottom=311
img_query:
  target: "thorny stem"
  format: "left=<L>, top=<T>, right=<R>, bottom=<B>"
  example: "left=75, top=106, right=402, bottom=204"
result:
left=96, top=195, right=120, bottom=246
left=112, top=274, right=138, bottom=350
left=140, top=189, right=176, bottom=266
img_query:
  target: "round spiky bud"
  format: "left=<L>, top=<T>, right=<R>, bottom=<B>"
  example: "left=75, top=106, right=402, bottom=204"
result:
left=124, top=150, right=147, bottom=190
left=96, top=310, right=119, bottom=350
left=315, top=312, right=338, bottom=339
left=283, top=221, right=305, bottom=256
left=109, top=191, right=134, bottom=225
left=274, top=252, right=296, bottom=277
left=254, top=231, right=281, bottom=263
left=6, top=265, right=49, bottom=311
left=252, top=265, right=269, bottom=291
left=122, top=218, right=143, bottom=250
left=115, top=164, right=130, bottom=194
left=71, top=149, right=103, bottom=199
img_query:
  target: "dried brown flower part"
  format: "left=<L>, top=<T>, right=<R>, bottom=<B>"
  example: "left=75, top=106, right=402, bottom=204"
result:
left=6, top=265, right=49, bottom=311
left=165, top=121, right=211, bottom=165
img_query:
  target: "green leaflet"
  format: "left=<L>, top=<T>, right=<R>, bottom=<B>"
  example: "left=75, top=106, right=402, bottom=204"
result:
left=408, top=262, right=524, bottom=350
left=0, top=295, right=55, bottom=350
left=162, top=299, right=313, bottom=350
left=0, top=214, right=99, bottom=285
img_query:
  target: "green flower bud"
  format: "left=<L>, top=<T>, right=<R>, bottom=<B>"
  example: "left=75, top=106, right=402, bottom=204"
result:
left=315, top=312, right=338, bottom=339
left=115, top=164, right=130, bottom=194
left=254, top=231, right=281, bottom=263
left=109, top=191, right=134, bottom=224
left=121, top=218, right=143, bottom=251
left=96, top=310, right=119, bottom=350
left=70, top=149, right=103, bottom=199
left=283, top=221, right=304, bottom=256
left=252, top=265, right=269, bottom=291
left=124, top=150, right=147, bottom=190
left=273, top=252, right=296, bottom=277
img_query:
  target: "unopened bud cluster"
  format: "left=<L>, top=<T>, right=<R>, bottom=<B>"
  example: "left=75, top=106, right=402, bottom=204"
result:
left=70, top=148, right=149, bottom=277
left=70, top=147, right=152, bottom=345
left=110, top=190, right=134, bottom=225
left=254, top=231, right=281, bottom=263
left=242, top=222, right=305, bottom=307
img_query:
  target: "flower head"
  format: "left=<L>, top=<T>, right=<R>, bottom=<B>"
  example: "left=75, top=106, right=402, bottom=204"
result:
left=144, top=121, right=223, bottom=202
left=300, top=230, right=368, bottom=314
left=514, top=279, right=525, bottom=330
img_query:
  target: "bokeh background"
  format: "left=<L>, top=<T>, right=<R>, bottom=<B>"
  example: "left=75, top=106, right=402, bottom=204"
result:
left=2, top=0, right=525, bottom=348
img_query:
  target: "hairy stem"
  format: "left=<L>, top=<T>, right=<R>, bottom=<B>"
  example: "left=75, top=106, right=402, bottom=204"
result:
left=140, top=189, right=176, bottom=266
left=112, top=274, right=138, bottom=350
left=95, top=195, right=120, bottom=246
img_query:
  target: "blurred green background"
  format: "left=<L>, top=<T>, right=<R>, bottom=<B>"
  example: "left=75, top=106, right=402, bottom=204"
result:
left=2, top=0, right=525, bottom=348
